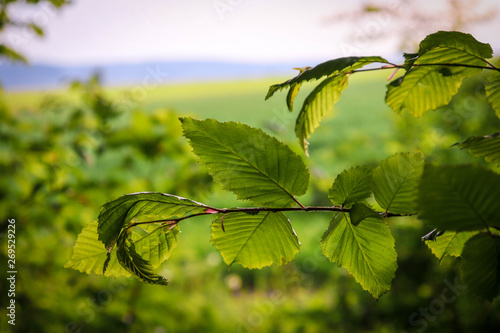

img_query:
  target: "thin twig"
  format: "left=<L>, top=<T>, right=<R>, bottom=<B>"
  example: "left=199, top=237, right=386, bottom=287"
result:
left=126, top=206, right=414, bottom=227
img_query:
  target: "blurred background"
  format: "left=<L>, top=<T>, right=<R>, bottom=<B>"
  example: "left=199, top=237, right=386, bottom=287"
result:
left=1, top=0, right=500, bottom=332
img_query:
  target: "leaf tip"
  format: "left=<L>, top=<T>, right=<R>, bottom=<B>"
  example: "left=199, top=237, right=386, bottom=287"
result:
left=103, top=252, right=111, bottom=275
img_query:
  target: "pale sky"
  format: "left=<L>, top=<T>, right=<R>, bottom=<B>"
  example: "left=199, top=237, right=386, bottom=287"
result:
left=2, top=0, right=500, bottom=66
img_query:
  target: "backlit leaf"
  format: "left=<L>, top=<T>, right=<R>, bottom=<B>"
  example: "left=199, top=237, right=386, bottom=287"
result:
left=386, top=66, right=465, bottom=116
left=286, top=82, right=301, bottom=112
left=372, top=152, right=424, bottom=214
left=453, top=132, right=500, bottom=167
left=211, top=212, right=300, bottom=269
left=485, top=73, right=500, bottom=118
left=97, top=192, right=209, bottom=251
left=64, top=221, right=130, bottom=277
left=328, top=165, right=373, bottom=207
left=66, top=221, right=181, bottom=279
left=295, top=75, right=349, bottom=153
left=425, top=230, right=477, bottom=263
left=387, top=31, right=493, bottom=116
left=116, top=229, right=169, bottom=285
left=181, top=118, right=309, bottom=207
left=321, top=213, right=397, bottom=299
left=266, top=56, right=388, bottom=100
left=131, top=224, right=180, bottom=269
left=418, top=31, right=492, bottom=58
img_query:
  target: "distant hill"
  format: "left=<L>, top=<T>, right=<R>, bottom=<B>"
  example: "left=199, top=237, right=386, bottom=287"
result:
left=0, top=61, right=300, bottom=91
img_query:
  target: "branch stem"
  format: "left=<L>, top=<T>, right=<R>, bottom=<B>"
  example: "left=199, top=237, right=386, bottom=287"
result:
left=345, top=61, right=500, bottom=76
left=127, top=205, right=412, bottom=227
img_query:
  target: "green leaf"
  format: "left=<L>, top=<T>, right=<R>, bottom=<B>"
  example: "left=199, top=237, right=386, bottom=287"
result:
left=328, top=165, right=373, bottom=207
left=29, top=23, right=44, bottom=36
left=417, top=164, right=500, bottom=231
left=97, top=192, right=209, bottom=252
left=211, top=212, right=300, bottom=269
left=131, top=224, right=180, bottom=269
left=417, top=31, right=492, bottom=58
left=372, top=152, right=424, bottom=214
left=286, top=83, right=301, bottom=112
left=461, top=234, right=500, bottom=301
left=321, top=213, right=397, bottom=299
left=485, top=73, right=500, bottom=118
left=295, top=75, right=349, bottom=153
left=66, top=220, right=181, bottom=278
left=267, top=57, right=388, bottom=153
left=453, top=132, right=500, bottom=167
left=116, top=229, right=169, bottom=285
left=0, top=44, right=27, bottom=63
left=418, top=31, right=493, bottom=59
left=386, top=67, right=464, bottom=116
left=425, top=231, right=477, bottom=263
left=266, top=56, right=388, bottom=100
left=386, top=31, right=492, bottom=116
left=64, top=221, right=130, bottom=277
left=349, top=203, right=381, bottom=226
left=180, top=118, right=309, bottom=207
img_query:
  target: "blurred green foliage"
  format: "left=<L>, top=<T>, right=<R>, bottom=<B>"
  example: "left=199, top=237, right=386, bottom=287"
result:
left=1, top=72, right=499, bottom=332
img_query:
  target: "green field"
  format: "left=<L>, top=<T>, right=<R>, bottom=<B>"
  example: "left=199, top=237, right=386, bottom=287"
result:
left=2, top=72, right=499, bottom=332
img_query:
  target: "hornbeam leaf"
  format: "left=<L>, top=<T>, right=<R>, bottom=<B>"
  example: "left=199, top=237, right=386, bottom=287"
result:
left=485, top=73, right=500, bottom=118
left=97, top=192, right=209, bottom=251
left=386, top=66, right=465, bottom=116
left=453, top=132, right=500, bottom=167
left=286, top=82, right=301, bottom=112
left=461, top=234, right=500, bottom=301
left=66, top=221, right=181, bottom=277
left=180, top=118, right=309, bottom=207
left=321, top=213, right=397, bottom=299
left=64, top=221, right=130, bottom=277
left=349, top=202, right=381, bottom=226
left=266, top=56, right=388, bottom=100
left=425, top=230, right=477, bottom=263
left=372, top=152, right=424, bottom=214
left=131, top=224, right=180, bottom=269
left=267, top=57, right=388, bottom=153
left=386, top=31, right=493, bottom=116
left=295, top=75, right=349, bottom=153
left=116, top=229, right=169, bottom=285
left=328, top=165, right=374, bottom=207
left=417, top=31, right=492, bottom=58
left=417, top=164, right=500, bottom=231
left=211, top=212, right=300, bottom=269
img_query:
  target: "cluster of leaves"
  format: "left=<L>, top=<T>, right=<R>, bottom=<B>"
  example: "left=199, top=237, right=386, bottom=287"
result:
left=67, top=31, right=500, bottom=301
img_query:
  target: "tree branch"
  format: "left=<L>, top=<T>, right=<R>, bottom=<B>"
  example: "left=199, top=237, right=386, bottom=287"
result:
left=343, top=61, right=500, bottom=77
left=127, top=205, right=413, bottom=228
